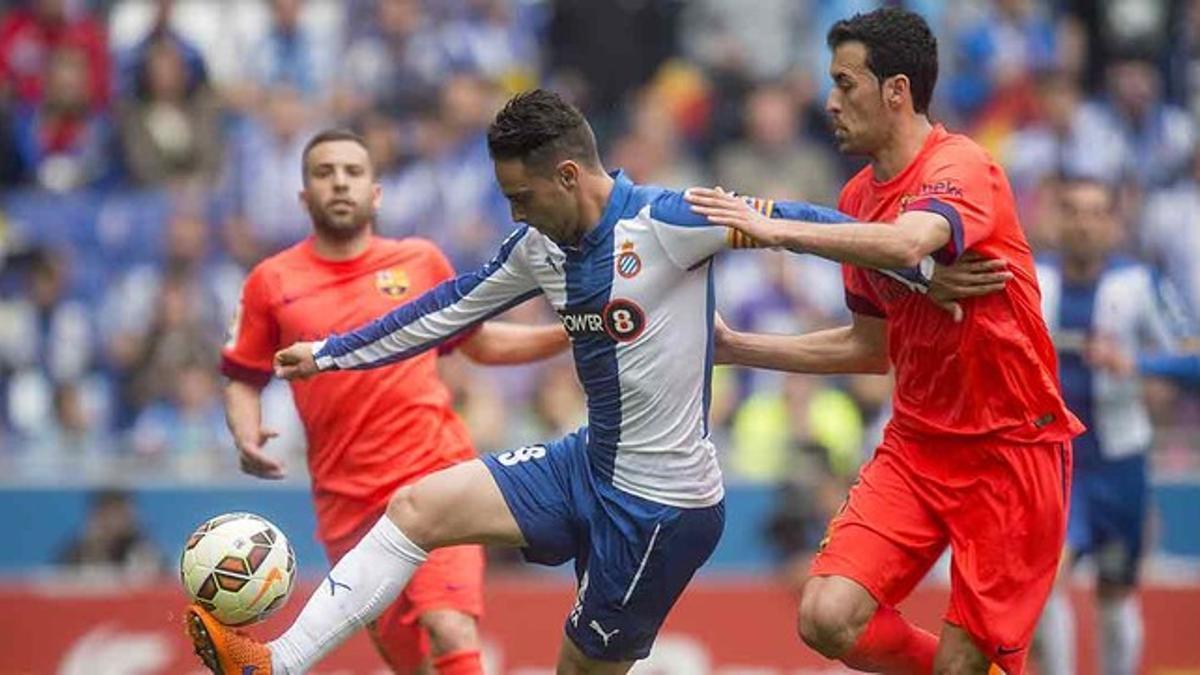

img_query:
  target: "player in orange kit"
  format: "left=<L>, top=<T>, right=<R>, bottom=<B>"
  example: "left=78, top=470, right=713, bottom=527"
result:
left=687, top=8, right=1082, bottom=675
left=220, top=128, right=569, bottom=674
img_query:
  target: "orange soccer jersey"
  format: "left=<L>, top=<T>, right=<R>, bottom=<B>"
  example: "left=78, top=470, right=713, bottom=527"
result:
left=838, top=124, right=1084, bottom=444
left=221, top=236, right=478, bottom=544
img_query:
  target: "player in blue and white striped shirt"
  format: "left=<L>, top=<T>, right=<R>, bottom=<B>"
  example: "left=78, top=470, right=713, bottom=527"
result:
left=185, top=89, right=973, bottom=675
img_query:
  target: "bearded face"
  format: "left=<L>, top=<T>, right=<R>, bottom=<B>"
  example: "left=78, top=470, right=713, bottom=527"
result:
left=299, top=140, right=380, bottom=241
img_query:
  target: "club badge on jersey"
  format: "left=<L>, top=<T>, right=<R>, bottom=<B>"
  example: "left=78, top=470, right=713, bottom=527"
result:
left=375, top=267, right=410, bottom=297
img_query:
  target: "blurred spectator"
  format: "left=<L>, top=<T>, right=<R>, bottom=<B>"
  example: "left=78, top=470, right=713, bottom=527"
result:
left=679, top=0, right=806, bottom=82
left=439, top=0, right=542, bottom=90
left=728, top=373, right=864, bottom=483
left=949, top=0, right=1059, bottom=121
left=222, top=84, right=320, bottom=251
left=0, top=248, right=94, bottom=439
left=1067, top=0, right=1172, bottom=94
left=409, top=73, right=510, bottom=268
left=1003, top=70, right=1128, bottom=202
left=713, top=83, right=839, bottom=204
left=131, top=361, right=229, bottom=474
left=545, top=0, right=680, bottom=135
left=117, top=33, right=222, bottom=187
left=19, top=381, right=111, bottom=476
left=609, top=88, right=706, bottom=189
left=1167, top=0, right=1200, bottom=111
left=244, top=0, right=339, bottom=100
left=1096, top=54, right=1197, bottom=188
left=1142, top=146, right=1200, bottom=321
left=339, top=0, right=446, bottom=117
left=9, top=46, right=113, bottom=191
left=107, top=265, right=223, bottom=423
left=56, top=488, right=163, bottom=574
left=100, top=210, right=242, bottom=421
left=763, top=439, right=845, bottom=589
left=113, top=0, right=209, bottom=97
left=0, top=0, right=109, bottom=109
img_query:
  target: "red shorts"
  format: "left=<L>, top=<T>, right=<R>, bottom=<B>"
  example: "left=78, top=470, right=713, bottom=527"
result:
left=323, top=507, right=485, bottom=671
left=810, top=431, right=1072, bottom=675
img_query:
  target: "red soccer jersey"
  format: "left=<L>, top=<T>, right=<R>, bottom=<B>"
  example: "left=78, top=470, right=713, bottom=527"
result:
left=839, top=124, right=1084, bottom=444
left=221, top=236, right=477, bottom=543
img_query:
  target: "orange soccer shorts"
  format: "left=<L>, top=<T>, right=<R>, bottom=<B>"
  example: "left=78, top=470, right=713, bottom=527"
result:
left=810, top=430, right=1072, bottom=675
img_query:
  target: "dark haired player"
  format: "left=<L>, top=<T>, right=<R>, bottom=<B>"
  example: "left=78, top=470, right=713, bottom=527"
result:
left=216, top=128, right=569, bottom=675
left=689, top=8, right=1082, bottom=675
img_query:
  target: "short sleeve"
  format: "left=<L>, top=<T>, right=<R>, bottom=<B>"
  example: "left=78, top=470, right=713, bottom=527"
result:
left=220, top=267, right=278, bottom=387
left=843, top=264, right=886, bottom=318
left=648, top=190, right=734, bottom=269
left=903, top=146, right=997, bottom=263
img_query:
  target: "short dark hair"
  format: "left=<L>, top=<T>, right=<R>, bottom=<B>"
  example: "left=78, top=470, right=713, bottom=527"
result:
left=301, top=128, right=372, bottom=179
left=486, top=89, right=600, bottom=171
left=827, top=8, right=938, bottom=115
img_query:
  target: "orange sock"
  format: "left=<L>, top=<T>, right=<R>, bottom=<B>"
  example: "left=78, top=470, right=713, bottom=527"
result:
left=433, top=649, right=483, bottom=675
left=840, top=605, right=937, bottom=675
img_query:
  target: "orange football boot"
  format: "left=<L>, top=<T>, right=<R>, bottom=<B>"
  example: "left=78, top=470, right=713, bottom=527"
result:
left=184, top=604, right=273, bottom=674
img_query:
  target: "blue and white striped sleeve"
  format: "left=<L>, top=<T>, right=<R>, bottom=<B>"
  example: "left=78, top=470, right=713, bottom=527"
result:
left=313, top=227, right=543, bottom=371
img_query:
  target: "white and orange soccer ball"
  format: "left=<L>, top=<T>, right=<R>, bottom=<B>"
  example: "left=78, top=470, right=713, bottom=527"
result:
left=180, top=512, right=296, bottom=626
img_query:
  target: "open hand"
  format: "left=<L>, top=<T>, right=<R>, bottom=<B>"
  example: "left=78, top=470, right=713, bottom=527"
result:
left=928, top=253, right=1012, bottom=322
left=237, top=428, right=286, bottom=479
left=685, top=187, right=782, bottom=247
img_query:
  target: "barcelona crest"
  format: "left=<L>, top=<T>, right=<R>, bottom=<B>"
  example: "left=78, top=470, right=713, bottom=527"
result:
left=375, top=267, right=410, bottom=297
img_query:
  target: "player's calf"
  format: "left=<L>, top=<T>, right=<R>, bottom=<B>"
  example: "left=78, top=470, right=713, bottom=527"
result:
left=933, top=624, right=992, bottom=675
left=419, top=609, right=480, bottom=655
left=797, top=576, right=878, bottom=657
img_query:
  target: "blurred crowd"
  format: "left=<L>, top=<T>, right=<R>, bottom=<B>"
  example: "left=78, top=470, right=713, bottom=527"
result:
left=2, top=0, right=1200, bottom=566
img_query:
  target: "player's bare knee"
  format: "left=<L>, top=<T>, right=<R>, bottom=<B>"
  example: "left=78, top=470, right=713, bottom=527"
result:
left=797, top=584, right=869, bottom=658
left=420, top=610, right=479, bottom=655
left=386, top=484, right=438, bottom=547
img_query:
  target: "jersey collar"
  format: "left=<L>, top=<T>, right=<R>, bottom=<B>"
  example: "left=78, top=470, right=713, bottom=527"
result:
left=568, top=170, right=633, bottom=255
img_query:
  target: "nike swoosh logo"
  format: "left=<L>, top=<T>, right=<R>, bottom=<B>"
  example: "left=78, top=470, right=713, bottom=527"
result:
left=248, top=567, right=283, bottom=607
left=997, top=645, right=1024, bottom=656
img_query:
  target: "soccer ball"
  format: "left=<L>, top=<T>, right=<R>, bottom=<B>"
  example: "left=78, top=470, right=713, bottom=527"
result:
left=180, top=512, right=296, bottom=626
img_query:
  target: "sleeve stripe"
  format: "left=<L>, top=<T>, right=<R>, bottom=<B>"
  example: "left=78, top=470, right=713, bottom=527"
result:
left=220, top=355, right=272, bottom=388
left=845, top=290, right=887, bottom=318
left=907, top=197, right=964, bottom=263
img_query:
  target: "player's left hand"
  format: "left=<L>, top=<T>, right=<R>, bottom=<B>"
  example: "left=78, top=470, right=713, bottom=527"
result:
left=274, top=341, right=320, bottom=379
left=928, top=253, right=1013, bottom=322
left=685, top=187, right=782, bottom=247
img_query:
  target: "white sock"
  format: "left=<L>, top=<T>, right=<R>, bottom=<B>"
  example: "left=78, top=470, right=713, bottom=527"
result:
left=268, top=516, right=427, bottom=674
left=1100, top=594, right=1143, bottom=675
left=1035, top=587, right=1076, bottom=675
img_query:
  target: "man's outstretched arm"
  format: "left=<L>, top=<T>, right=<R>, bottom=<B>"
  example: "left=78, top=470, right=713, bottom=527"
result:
left=275, top=228, right=543, bottom=379
left=714, top=311, right=889, bottom=375
left=687, top=187, right=951, bottom=269
left=458, top=321, right=570, bottom=365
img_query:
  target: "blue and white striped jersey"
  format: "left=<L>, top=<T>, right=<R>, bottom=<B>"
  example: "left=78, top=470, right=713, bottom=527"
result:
left=312, top=171, right=880, bottom=507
